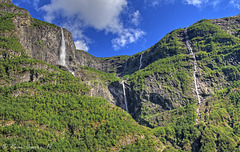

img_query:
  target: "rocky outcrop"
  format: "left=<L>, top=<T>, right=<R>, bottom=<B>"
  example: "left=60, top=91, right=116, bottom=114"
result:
left=0, top=0, right=30, bottom=15
left=76, top=50, right=128, bottom=74
left=75, top=50, right=102, bottom=69
left=6, top=62, right=59, bottom=87
left=210, top=15, right=240, bottom=37
left=10, top=13, right=77, bottom=70
left=109, top=81, right=128, bottom=110
left=0, top=0, right=77, bottom=70
left=0, top=0, right=12, bottom=5
left=85, top=81, right=126, bottom=109
left=2, top=0, right=240, bottom=129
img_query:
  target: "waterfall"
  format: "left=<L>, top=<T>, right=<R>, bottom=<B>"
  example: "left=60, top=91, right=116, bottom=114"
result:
left=59, top=28, right=66, bottom=66
left=59, top=28, right=75, bottom=76
left=139, top=54, right=143, bottom=70
left=184, top=28, right=201, bottom=123
left=69, top=69, right=75, bottom=76
left=122, top=80, right=129, bottom=113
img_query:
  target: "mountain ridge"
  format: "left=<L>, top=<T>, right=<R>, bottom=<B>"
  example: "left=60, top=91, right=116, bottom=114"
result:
left=1, top=0, right=240, bottom=151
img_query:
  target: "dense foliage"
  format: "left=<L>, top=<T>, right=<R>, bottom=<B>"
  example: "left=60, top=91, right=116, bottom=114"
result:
left=80, top=66, right=120, bottom=84
left=122, top=17, right=240, bottom=151
left=0, top=47, right=163, bottom=151
left=1, top=4, right=240, bottom=151
left=30, top=18, right=58, bottom=28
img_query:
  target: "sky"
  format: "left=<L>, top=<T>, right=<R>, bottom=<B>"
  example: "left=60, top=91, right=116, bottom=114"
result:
left=12, top=0, right=240, bottom=57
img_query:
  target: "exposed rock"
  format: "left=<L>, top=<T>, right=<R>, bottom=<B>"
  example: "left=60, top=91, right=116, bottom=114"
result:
left=108, top=81, right=127, bottom=110
left=1, top=0, right=240, bottom=130
left=75, top=50, right=128, bottom=75
left=0, top=0, right=30, bottom=15
left=0, top=0, right=12, bottom=5
left=11, top=15, right=77, bottom=70
left=85, top=81, right=117, bottom=104
left=211, top=15, right=240, bottom=37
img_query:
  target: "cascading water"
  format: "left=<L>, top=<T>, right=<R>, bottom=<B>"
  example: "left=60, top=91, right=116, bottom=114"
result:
left=59, top=28, right=66, bottom=66
left=69, top=69, right=75, bottom=76
left=184, top=28, right=201, bottom=123
left=59, top=28, right=75, bottom=76
left=122, top=80, right=129, bottom=113
left=139, top=54, right=143, bottom=70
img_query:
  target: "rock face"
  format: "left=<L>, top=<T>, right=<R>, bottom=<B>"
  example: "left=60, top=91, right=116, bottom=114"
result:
left=76, top=50, right=128, bottom=74
left=2, top=2, right=240, bottom=151
left=210, top=15, right=240, bottom=36
left=0, top=0, right=12, bottom=4
left=2, top=0, right=240, bottom=129
left=0, top=0, right=77, bottom=71
left=85, top=81, right=126, bottom=109
left=75, top=29, right=187, bottom=77
left=108, top=81, right=128, bottom=110
left=12, top=16, right=77, bottom=69
left=0, top=0, right=30, bottom=15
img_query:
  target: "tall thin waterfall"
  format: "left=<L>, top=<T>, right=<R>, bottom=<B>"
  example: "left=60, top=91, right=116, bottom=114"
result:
left=59, top=28, right=75, bottom=76
left=184, top=28, right=201, bottom=123
left=139, top=54, right=143, bottom=70
left=59, top=28, right=66, bottom=66
left=122, top=80, right=129, bottom=113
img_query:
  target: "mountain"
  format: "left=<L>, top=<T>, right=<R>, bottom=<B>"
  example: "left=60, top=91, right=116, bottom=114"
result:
left=0, top=0, right=240, bottom=151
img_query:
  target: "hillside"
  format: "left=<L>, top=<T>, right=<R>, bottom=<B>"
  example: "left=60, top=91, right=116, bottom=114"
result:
left=1, top=0, right=240, bottom=151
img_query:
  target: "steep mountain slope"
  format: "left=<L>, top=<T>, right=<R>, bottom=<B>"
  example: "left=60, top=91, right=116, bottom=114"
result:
left=124, top=17, right=240, bottom=150
left=75, top=16, right=240, bottom=151
left=111, top=18, right=238, bottom=125
left=1, top=0, right=240, bottom=151
left=0, top=0, right=165, bottom=151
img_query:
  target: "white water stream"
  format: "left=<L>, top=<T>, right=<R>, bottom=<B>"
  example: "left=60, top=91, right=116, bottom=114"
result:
left=184, top=28, right=201, bottom=123
left=139, top=54, right=143, bottom=70
left=122, top=80, right=129, bottom=113
left=59, top=28, right=75, bottom=76
left=59, top=28, right=66, bottom=66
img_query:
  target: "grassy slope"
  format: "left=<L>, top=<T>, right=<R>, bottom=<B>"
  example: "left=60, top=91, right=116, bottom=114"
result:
left=1, top=6, right=240, bottom=151
left=124, top=19, right=240, bottom=150
left=0, top=11, right=166, bottom=151
left=73, top=18, right=240, bottom=151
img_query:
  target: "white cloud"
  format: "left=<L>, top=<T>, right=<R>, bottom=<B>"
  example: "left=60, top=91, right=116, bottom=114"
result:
left=144, top=0, right=222, bottom=7
left=13, top=0, right=40, bottom=10
left=41, top=0, right=127, bottom=32
left=40, top=0, right=144, bottom=50
left=130, top=10, right=141, bottom=26
left=144, top=0, right=175, bottom=7
left=184, top=0, right=207, bottom=6
left=148, top=0, right=160, bottom=7
left=112, top=29, right=145, bottom=50
left=75, top=40, right=89, bottom=52
left=230, top=0, right=240, bottom=9
left=32, top=0, right=40, bottom=10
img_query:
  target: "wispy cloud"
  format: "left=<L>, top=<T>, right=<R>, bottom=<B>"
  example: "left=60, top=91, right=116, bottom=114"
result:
left=144, top=0, right=224, bottom=7
left=144, top=0, right=175, bottom=7
left=229, top=0, right=240, bottom=9
left=130, top=10, right=141, bottom=26
left=13, top=0, right=40, bottom=10
left=184, top=0, right=207, bottom=7
left=112, top=29, right=145, bottom=50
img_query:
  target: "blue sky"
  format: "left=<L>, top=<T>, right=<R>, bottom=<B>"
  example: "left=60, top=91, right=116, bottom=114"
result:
left=12, top=0, right=240, bottom=57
